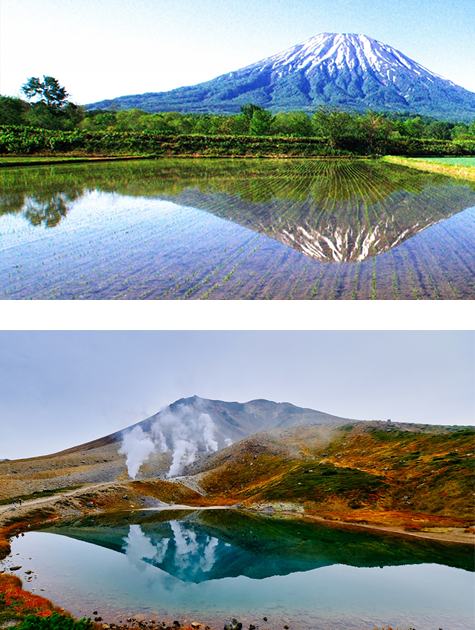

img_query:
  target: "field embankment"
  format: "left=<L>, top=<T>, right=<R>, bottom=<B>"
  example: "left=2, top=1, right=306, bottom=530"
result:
left=1, top=125, right=475, bottom=159
left=384, top=155, right=475, bottom=181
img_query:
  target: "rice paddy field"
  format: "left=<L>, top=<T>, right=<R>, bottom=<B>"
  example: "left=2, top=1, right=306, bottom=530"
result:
left=1, top=158, right=474, bottom=299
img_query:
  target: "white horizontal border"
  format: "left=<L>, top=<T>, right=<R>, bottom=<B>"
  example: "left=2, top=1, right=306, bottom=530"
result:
left=0, top=301, right=474, bottom=331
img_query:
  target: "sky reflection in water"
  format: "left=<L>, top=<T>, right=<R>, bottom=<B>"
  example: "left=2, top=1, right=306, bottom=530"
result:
left=3, top=509, right=473, bottom=630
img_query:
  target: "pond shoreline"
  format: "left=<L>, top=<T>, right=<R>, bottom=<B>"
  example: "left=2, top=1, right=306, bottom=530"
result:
left=1, top=492, right=473, bottom=550
left=299, top=512, right=475, bottom=545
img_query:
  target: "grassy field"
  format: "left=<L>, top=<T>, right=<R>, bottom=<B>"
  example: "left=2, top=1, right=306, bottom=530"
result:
left=421, top=157, right=475, bottom=166
left=384, top=155, right=475, bottom=181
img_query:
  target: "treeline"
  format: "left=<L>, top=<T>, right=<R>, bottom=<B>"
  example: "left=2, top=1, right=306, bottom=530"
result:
left=1, top=124, right=475, bottom=158
left=1, top=87, right=475, bottom=142
left=80, top=105, right=475, bottom=143
left=1, top=75, right=475, bottom=156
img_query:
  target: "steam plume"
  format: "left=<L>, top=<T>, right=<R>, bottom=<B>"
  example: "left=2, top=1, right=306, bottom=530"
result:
left=119, top=426, right=155, bottom=478
left=119, top=404, right=219, bottom=479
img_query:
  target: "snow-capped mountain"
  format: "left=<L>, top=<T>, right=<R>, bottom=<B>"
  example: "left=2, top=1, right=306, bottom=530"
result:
left=89, top=33, right=475, bottom=121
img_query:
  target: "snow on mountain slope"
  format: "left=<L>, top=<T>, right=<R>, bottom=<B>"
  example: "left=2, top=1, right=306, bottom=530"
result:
left=89, top=33, right=475, bottom=121
left=241, top=33, right=445, bottom=85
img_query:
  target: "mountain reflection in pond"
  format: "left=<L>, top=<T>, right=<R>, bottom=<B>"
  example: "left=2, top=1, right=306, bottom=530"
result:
left=6, top=510, right=474, bottom=630
left=1, top=158, right=474, bottom=299
left=44, top=509, right=474, bottom=578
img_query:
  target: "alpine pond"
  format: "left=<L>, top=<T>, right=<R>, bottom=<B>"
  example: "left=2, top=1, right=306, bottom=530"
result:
left=2, top=510, right=473, bottom=630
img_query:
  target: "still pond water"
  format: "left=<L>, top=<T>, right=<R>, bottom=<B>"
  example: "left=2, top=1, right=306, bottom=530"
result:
left=2, top=510, right=474, bottom=629
left=1, top=158, right=475, bottom=299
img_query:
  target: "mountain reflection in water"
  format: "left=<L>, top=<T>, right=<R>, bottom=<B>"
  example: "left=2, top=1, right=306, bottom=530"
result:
left=41, top=509, right=474, bottom=584
left=2, top=158, right=475, bottom=262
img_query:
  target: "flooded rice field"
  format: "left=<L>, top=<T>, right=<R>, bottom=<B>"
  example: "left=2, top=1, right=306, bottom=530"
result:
left=2, top=510, right=473, bottom=630
left=1, top=158, right=474, bottom=299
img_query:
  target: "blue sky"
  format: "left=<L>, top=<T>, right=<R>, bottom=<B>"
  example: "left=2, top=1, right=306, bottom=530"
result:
left=0, top=331, right=473, bottom=459
left=1, top=0, right=475, bottom=104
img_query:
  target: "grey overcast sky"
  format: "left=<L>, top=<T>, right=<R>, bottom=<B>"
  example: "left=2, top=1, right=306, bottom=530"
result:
left=1, top=0, right=475, bottom=104
left=0, top=331, right=473, bottom=460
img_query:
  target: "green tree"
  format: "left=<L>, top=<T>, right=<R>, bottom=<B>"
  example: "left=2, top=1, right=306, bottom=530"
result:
left=20, top=76, right=83, bottom=130
left=401, top=117, right=425, bottom=138
left=114, top=108, right=148, bottom=132
left=312, top=106, right=358, bottom=148
left=0, top=95, right=29, bottom=126
left=22, top=76, right=69, bottom=110
left=271, top=111, right=313, bottom=137
left=426, top=120, right=453, bottom=140
left=219, top=114, right=249, bottom=135
left=357, top=110, right=394, bottom=150
left=249, top=109, right=274, bottom=136
left=240, top=103, right=265, bottom=121
left=451, top=123, right=470, bottom=140
left=80, top=109, right=118, bottom=131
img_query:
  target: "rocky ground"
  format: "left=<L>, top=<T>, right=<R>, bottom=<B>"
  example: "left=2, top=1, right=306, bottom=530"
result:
left=0, top=445, right=176, bottom=502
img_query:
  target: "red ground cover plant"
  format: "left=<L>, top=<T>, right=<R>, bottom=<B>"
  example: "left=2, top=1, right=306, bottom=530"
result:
left=0, top=572, right=55, bottom=617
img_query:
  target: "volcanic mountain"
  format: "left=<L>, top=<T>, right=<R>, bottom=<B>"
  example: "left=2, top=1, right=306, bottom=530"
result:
left=1, top=396, right=473, bottom=540
left=58, top=395, right=356, bottom=454
left=89, top=33, right=475, bottom=121
left=0, top=396, right=360, bottom=497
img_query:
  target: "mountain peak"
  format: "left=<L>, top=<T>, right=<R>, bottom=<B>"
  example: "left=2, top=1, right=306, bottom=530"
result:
left=250, top=31, right=443, bottom=84
left=89, top=33, right=475, bottom=121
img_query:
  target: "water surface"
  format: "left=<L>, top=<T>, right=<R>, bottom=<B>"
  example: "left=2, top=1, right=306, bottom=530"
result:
left=2, top=510, right=473, bottom=629
left=1, top=158, right=474, bottom=299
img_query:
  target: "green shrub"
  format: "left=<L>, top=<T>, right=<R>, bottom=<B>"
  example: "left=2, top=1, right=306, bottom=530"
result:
left=20, top=612, right=93, bottom=630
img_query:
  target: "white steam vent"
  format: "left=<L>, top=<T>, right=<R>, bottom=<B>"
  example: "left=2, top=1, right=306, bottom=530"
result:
left=119, top=426, right=155, bottom=478
left=119, top=404, right=219, bottom=479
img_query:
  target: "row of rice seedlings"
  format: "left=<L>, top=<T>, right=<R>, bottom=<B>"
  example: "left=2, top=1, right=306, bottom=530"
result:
left=160, top=222, right=263, bottom=300
left=343, top=163, right=473, bottom=298
left=102, top=202, right=251, bottom=299
left=158, top=164, right=316, bottom=298
left=247, top=246, right=314, bottom=300
left=240, top=246, right=297, bottom=300
left=200, top=242, right=265, bottom=300
left=323, top=161, right=380, bottom=299
left=277, top=161, right=344, bottom=263
left=418, top=208, right=475, bottom=299
left=411, top=202, right=473, bottom=298
left=219, top=159, right=318, bottom=232
left=4, top=205, right=472, bottom=300
left=342, top=163, right=378, bottom=298
left=1, top=197, right=196, bottom=298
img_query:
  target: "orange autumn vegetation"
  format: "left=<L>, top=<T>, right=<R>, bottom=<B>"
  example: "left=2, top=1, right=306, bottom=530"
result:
left=182, top=425, right=474, bottom=530
left=0, top=572, right=56, bottom=618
